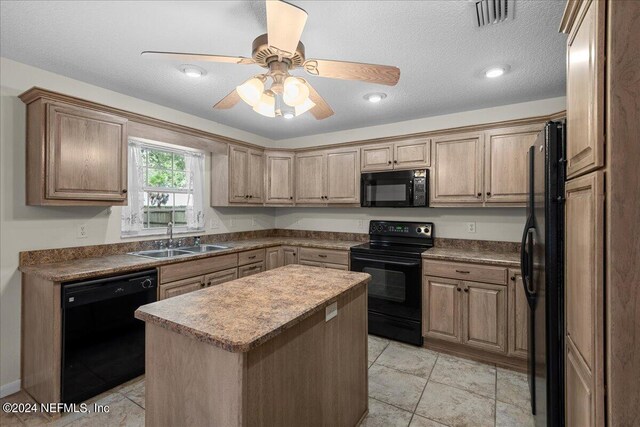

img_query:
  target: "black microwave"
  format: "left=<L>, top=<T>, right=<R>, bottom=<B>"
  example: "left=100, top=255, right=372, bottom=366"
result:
left=361, top=169, right=429, bottom=207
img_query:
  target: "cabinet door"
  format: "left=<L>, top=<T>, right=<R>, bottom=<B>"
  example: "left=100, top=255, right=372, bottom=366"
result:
left=228, top=145, right=248, bottom=203
left=393, top=138, right=430, bottom=169
left=508, top=270, right=528, bottom=359
left=422, top=276, right=461, bottom=342
left=461, top=281, right=507, bottom=353
left=265, top=246, right=283, bottom=270
left=431, top=133, right=484, bottom=205
left=46, top=102, right=128, bottom=201
left=238, top=261, right=264, bottom=277
left=282, top=246, right=299, bottom=265
left=361, top=144, right=393, bottom=172
left=484, top=124, right=543, bottom=204
left=565, top=171, right=604, bottom=426
left=265, top=152, right=294, bottom=204
left=204, top=268, right=238, bottom=287
left=247, top=149, right=264, bottom=203
left=159, top=276, right=204, bottom=300
left=566, top=0, right=605, bottom=179
left=325, top=148, right=360, bottom=204
left=295, top=152, right=326, bottom=203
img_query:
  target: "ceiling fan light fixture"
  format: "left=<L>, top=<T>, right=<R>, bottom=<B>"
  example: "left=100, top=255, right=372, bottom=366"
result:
left=364, top=92, right=386, bottom=103
left=283, top=77, right=310, bottom=107
left=237, top=76, right=265, bottom=107
left=252, top=90, right=276, bottom=117
left=294, top=97, right=316, bottom=116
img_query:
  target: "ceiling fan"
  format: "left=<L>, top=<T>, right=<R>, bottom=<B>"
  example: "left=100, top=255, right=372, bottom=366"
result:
left=142, top=0, right=400, bottom=120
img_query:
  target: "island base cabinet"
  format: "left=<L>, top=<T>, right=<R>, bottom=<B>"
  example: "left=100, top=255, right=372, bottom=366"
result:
left=144, top=285, right=367, bottom=427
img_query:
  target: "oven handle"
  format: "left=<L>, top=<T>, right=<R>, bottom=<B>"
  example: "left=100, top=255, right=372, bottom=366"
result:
left=350, top=255, right=421, bottom=267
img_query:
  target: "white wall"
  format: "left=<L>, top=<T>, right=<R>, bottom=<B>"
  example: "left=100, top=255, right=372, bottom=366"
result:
left=275, top=97, right=566, bottom=149
left=0, top=58, right=276, bottom=394
left=275, top=207, right=526, bottom=242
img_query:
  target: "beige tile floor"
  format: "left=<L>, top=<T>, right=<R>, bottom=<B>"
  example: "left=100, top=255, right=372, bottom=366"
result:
left=1, top=335, right=534, bottom=427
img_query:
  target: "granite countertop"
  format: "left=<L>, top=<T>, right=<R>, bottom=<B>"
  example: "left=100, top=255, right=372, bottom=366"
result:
left=422, top=247, right=520, bottom=268
left=135, top=264, right=370, bottom=352
left=19, top=237, right=362, bottom=282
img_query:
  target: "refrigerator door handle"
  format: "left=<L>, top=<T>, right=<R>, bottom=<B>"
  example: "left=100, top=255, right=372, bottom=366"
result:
left=520, top=216, right=532, bottom=285
left=524, top=228, right=536, bottom=297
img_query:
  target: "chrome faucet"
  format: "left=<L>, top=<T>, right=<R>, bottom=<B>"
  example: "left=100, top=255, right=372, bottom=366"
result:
left=167, top=222, right=174, bottom=248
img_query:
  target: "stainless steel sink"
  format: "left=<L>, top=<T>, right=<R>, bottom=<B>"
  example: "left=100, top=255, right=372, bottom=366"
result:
left=128, top=249, right=194, bottom=259
left=180, top=244, right=229, bottom=253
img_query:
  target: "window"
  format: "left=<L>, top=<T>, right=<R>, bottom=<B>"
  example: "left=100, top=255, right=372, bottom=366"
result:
left=122, top=140, right=204, bottom=236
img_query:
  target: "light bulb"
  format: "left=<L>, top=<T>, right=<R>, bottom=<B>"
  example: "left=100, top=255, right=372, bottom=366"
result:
left=364, top=92, right=387, bottom=103
left=485, top=68, right=505, bottom=78
left=283, top=77, right=310, bottom=107
left=294, top=97, right=316, bottom=116
left=237, top=77, right=265, bottom=107
left=252, top=90, right=276, bottom=117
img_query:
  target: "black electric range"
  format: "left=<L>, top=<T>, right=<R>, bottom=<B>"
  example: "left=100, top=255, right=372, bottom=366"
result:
left=350, top=220, right=434, bottom=346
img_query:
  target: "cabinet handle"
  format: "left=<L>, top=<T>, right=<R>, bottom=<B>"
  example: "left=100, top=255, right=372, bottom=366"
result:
left=318, top=254, right=327, bottom=258
left=486, top=192, right=491, bottom=196
left=510, top=276, right=516, bottom=281
left=248, top=255, right=256, bottom=259
left=290, top=196, right=293, bottom=200
left=477, top=192, right=482, bottom=197
left=122, top=189, right=128, bottom=194
left=464, top=288, right=469, bottom=293
left=249, top=195, right=253, bottom=199
left=394, top=160, right=398, bottom=164
left=455, top=270, right=470, bottom=274
left=388, top=161, right=392, bottom=164
left=457, top=287, right=461, bottom=292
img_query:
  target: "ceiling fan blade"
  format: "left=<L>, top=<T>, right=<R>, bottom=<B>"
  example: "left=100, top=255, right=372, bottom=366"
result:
left=266, top=0, right=308, bottom=56
left=141, top=51, right=255, bottom=65
left=303, top=59, right=400, bottom=86
left=213, top=89, right=241, bottom=110
left=304, top=81, right=334, bottom=120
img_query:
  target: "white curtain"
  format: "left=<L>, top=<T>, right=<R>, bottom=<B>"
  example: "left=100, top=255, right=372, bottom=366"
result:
left=185, top=152, right=205, bottom=230
left=121, top=143, right=145, bottom=234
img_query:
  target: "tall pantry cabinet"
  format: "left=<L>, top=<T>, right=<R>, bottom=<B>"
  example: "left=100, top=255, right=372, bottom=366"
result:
left=560, top=1, right=640, bottom=426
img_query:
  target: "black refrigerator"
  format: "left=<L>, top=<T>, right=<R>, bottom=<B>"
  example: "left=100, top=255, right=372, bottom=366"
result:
left=521, top=121, right=565, bottom=426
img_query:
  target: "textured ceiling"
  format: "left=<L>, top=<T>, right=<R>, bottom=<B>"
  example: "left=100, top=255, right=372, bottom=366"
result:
left=0, top=1, right=567, bottom=141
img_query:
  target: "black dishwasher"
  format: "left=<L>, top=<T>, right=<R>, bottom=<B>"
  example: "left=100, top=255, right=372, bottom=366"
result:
left=61, top=269, right=157, bottom=403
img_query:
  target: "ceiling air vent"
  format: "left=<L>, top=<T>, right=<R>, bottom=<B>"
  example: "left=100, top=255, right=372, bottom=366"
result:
left=474, top=0, right=513, bottom=27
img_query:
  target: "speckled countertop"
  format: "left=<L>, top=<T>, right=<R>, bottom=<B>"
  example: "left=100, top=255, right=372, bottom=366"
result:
left=422, top=247, right=520, bottom=268
left=19, top=238, right=362, bottom=282
left=135, top=264, right=370, bottom=352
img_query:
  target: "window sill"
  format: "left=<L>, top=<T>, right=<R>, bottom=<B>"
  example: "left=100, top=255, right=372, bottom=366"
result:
left=121, top=227, right=205, bottom=239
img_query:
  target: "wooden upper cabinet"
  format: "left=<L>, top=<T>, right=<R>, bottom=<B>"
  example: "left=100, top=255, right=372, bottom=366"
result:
left=484, top=124, right=543, bottom=204
left=295, top=151, right=325, bottom=204
left=265, top=151, right=294, bottom=204
left=24, top=99, right=128, bottom=206
left=296, top=148, right=360, bottom=204
left=361, top=138, right=430, bottom=172
left=431, top=132, right=484, bottom=205
left=565, top=0, right=605, bottom=179
left=394, top=138, right=430, bottom=169
left=361, top=144, right=393, bottom=172
left=423, top=276, right=461, bottom=343
left=461, top=281, right=507, bottom=354
left=228, top=145, right=263, bottom=203
left=508, top=269, right=528, bottom=359
left=564, top=170, right=604, bottom=427
left=325, top=147, right=360, bottom=204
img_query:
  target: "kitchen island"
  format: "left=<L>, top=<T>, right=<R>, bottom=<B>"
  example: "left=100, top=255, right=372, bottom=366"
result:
left=135, top=264, right=370, bottom=427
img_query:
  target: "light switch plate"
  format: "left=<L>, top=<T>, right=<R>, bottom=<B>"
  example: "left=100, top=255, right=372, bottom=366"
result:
left=325, top=302, right=338, bottom=322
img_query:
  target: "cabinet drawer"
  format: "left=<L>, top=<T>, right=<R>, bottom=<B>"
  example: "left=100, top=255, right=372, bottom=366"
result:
left=238, top=261, right=264, bottom=277
left=298, top=248, right=348, bottom=266
left=423, top=260, right=507, bottom=285
left=204, top=267, right=238, bottom=287
left=160, top=253, right=238, bottom=283
left=159, top=276, right=204, bottom=300
left=238, top=249, right=266, bottom=266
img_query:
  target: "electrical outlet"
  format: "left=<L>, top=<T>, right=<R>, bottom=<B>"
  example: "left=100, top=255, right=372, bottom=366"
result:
left=77, top=224, right=88, bottom=239
left=466, top=222, right=476, bottom=233
left=325, top=302, right=338, bottom=322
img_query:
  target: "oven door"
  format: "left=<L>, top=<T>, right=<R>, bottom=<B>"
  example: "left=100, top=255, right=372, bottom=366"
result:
left=361, top=171, right=413, bottom=207
left=350, top=253, right=421, bottom=320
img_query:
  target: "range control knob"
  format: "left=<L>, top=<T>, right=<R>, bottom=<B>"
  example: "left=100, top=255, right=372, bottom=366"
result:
left=416, top=227, right=423, bottom=233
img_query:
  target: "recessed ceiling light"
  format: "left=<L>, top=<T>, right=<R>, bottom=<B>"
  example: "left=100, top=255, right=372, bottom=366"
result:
left=179, top=64, right=206, bottom=78
left=283, top=112, right=295, bottom=119
left=484, top=66, right=510, bottom=78
left=364, top=93, right=387, bottom=103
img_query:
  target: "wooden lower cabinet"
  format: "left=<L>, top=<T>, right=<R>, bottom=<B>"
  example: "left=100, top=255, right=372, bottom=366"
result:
left=239, top=261, right=264, bottom=277
left=282, top=246, right=298, bottom=265
left=159, top=276, right=204, bottom=300
left=265, top=246, right=282, bottom=270
left=299, top=248, right=349, bottom=271
left=508, top=269, right=528, bottom=358
left=423, top=277, right=460, bottom=342
left=205, top=268, right=238, bottom=287
left=461, top=281, right=507, bottom=353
